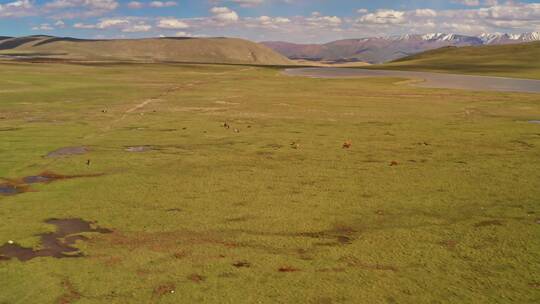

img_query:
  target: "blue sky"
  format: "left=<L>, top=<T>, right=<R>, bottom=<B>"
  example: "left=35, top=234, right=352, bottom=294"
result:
left=1, top=0, right=539, bottom=42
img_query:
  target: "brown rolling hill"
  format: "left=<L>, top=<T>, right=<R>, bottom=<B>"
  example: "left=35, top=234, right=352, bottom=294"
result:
left=0, top=35, right=293, bottom=65
left=262, top=36, right=483, bottom=64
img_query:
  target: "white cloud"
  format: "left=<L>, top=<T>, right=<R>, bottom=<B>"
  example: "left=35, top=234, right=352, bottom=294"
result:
left=44, top=0, right=119, bottom=18
left=127, top=1, right=143, bottom=9
left=74, top=17, right=152, bottom=33
left=95, top=18, right=129, bottom=28
left=414, top=9, right=437, bottom=17
left=453, top=0, right=480, bottom=7
left=230, top=0, right=263, bottom=8
left=32, top=23, right=54, bottom=31
left=251, top=15, right=291, bottom=29
left=148, top=1, right=177, bottom=8
left=211, top=6, right=239, bottom=23
left=0, top=0, right=34, bottom=17
left=360, top=10, right=406, bottom=24
left=73, top=22, right=96, bottom=29
left=127, top=1, right=177, bottom=9
left=45, top=0, right=118, bottom=10
left=122, top=24, right=152, bottom=32
left=156, top=18, right=190, bottom=29
left=303, top=12, right=342, bottom=28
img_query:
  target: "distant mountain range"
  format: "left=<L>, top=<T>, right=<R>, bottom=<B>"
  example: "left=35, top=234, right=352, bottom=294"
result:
left=262, top=32, right=540, bottom=64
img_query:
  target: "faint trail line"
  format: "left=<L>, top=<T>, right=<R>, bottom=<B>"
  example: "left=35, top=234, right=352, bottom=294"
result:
left=112, top=97, right=161, bottom=125
left=113, top=68, right=253, bottom=124
left=118, top=68, right=250, bottom=116
left=103, top=84, right=187, bottom=132
left=125, top=98, right=159, bottom=114
left=84, top=67, right=254, bottom=138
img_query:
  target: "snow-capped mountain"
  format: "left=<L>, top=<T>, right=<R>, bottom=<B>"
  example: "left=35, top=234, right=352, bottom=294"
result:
left=421, top=33, right=483, bottom=44
left=479, top=32, right=540, bottom=44
left=262, top=32, right=540, bottom=63
left=394, top=32, right=540, bottom=44
left=510, top=32, right=540, bottom=42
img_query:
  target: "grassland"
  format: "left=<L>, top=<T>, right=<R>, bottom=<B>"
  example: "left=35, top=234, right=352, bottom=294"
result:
left=0, top=61, right=539, bottom=303
left=376, top=42, right=540, bottom=79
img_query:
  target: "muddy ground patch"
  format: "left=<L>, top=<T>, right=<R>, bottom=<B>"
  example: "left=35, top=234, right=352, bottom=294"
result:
left=21, top=171, right=102, bottom=184
left=0, top=218, right=111, bottom=262
left=46, top=146, right=88, bottom=158
left=0, top=171, right=102, bottom=196
left=0, top=183, right=28, bottom=196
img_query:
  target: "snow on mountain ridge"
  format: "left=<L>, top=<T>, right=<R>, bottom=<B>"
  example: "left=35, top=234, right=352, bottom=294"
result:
left=415, top=32, right=540, bottom=44
left=516, top=32, right=540, bottom=41
left=479, top=33, right=505, bottom=44
left=478, top=32, right=540, bottom=44
left=262, top=31, right=540, bottom=64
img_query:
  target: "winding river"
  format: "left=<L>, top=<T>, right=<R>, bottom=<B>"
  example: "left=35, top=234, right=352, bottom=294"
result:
left=284, top=68, right=540, bottom=94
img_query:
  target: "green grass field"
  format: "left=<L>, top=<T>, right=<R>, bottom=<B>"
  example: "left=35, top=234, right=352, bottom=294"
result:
left=376, top=42, right=540, bottom=80
left=0, top=61, right=539, bottom=303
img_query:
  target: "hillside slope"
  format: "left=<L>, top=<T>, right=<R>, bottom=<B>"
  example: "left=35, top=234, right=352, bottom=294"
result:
left=263, top=32, right=540, bottom=64
left=379, top=42, right=540, bottom=79
left=0, top=36, right=293, bottom=65
left=263, top=36, right=482, bottom=64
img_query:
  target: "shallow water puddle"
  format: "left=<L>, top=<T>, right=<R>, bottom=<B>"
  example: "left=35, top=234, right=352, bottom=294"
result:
left=22, top=171, right=100, bottom=184
left=0, top=218, right=111, bottom=262
left=0, top=171, right=102, bottom=196
left=46, top=146, right=88, bottom=158
left=0, top=184, right=26, bottom=195
left=22, top=175, right=55, bottom=184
